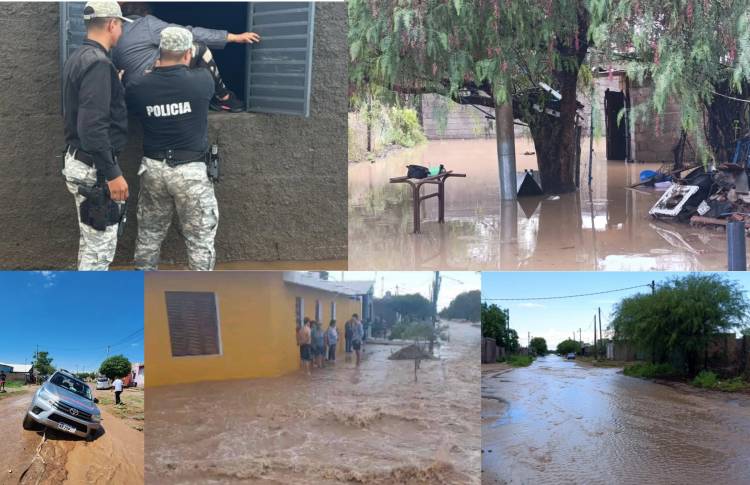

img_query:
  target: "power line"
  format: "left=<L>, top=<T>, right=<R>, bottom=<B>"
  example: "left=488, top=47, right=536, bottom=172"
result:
left=482, top=284, right=652, bottom=301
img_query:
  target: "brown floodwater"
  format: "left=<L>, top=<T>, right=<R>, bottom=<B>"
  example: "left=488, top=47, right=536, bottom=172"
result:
left=145, top=320, right=481, bottom=484
left=349, top=138, right=740, bottom=270
left=482, top=355, right=750, bottom=484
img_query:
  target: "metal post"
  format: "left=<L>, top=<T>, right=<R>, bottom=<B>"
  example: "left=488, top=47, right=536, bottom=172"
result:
left=587, top=84, right=595, bottom=188
left=727, top=221, right=747, bottom=271
left=496, top=102, right=517, bottom=200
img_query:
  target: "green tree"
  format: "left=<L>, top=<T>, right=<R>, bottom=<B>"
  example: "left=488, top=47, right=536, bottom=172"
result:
left=481, top=303, right=519, bottom=353
left=349, top=1, right=750, bottom=191
left=603, top=1, right=750, bottom=163
left=32, top=351, right=55, bottom=376
left=374, top=293, right=434, bottom=324
left=349, top=0, right=593, bottom=193
left=610, top=274, right=749, bottom=376
left=529, top=337, right=548, bottom=355
left=99, top=355, right=132, bottom=381
left=440, top=290, right=481, bottom=321
left=557, top=339, right=582, bottom=355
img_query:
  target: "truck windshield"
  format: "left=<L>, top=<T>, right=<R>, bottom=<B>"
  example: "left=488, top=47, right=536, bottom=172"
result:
left=50, top=373, right=93, bottom=401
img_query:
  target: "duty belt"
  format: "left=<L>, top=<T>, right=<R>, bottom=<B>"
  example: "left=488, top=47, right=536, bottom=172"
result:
left=66, top=146, right=120, bottom=168
left=144, top=149, right=207, bottom=165
left=66, top=146, right=96, bottom=167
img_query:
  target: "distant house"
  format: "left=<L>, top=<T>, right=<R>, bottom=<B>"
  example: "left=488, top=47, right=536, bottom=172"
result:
left=0, top=362, right=34, bottom=382
left=145, top=272, right=375, bottom=387
left=0, top=362, right=32, bottom=373
left=132, top=363, right=145, bottom=388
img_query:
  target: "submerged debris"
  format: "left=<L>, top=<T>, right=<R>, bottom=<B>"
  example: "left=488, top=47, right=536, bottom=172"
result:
left=649, top=135, right=750, bottom=234
left=389, top=343, right=434, bottom=360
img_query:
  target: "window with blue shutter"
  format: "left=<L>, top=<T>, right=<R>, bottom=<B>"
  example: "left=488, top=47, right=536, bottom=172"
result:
left=59, top=2, right=86, bottom=69
left=59, top=2, right=316, bottom=118
left=245, top=2, right=315, bottom=117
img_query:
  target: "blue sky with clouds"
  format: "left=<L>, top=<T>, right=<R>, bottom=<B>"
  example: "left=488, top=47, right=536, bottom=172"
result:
left=482, top=272, right=750, bottom=348
left=1, top=272, right=143, bottom=373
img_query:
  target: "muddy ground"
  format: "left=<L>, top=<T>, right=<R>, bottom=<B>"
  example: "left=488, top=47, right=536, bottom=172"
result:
left=349, top=138, right=739, bottom=271
left=482, top=355, right=750, bottom=484
left=145, top=320, right=480, bottom=484
left=1, top=386, right=144, bottom=485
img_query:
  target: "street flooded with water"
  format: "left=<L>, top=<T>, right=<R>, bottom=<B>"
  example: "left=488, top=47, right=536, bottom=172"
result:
left=145, top=320, right=480, bottom=484
left=482, top=355, right=750, bottom=484
left=349, top=138, right=737, bottom=270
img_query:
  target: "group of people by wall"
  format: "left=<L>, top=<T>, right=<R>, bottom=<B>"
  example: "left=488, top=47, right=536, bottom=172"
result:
left=296, top=313, right=366, bottom=374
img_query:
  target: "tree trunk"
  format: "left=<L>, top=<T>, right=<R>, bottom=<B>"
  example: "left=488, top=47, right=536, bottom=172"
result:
left=527, top=70, right=581, bottom=194
left=526, top=2, right=589, bottom=194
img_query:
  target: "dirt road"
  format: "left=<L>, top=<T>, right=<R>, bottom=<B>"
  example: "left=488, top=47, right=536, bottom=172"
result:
left=0, top=389, right=143, bottom=485
left=482, top=355, right=750, bottom=484
left=146, top=320, right=481, bottom=484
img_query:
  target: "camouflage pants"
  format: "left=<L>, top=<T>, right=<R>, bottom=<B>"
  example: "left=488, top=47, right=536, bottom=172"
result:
left=62, top=151, right=119, bottom=271
left=135, top=157, right=218, bottom=271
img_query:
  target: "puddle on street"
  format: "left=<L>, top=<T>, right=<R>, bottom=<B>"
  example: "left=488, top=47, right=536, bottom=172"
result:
left=145, top=321, right=481, bottom=484
left=481, top=355, right=750, bottom=484
left=349, top=138, right=738, bottom=270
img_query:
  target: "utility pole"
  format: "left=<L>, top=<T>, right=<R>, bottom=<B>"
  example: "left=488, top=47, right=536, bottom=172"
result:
left=579, top=328, right=582, bottom=345
left=650, top=280, right=655, bottom=295
left=594, top=315, right=597, bottom=360
left=598, top=307, right=603, bottom=359
left=107, top=345, right=110, bottom=357
left=528, top=331, right=531, bottom=348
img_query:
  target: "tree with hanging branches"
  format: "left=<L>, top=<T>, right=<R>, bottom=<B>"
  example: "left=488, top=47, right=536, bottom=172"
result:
left=349, top=0, right=750, bottom=193
left=600, top=0, right=750, bottom=164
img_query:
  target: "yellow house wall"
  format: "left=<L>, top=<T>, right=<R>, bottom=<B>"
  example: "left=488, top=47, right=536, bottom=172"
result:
left=145, top=272, right=362, bottom=387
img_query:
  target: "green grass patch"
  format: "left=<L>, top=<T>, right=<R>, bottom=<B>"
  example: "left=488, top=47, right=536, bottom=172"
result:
left=4, top=381, right=23, bottom=389
left=507, top=355, right=534, bottom=367
left=692, top=371, right=748, bottom=392
left=623, top=362, right=679, bottom=379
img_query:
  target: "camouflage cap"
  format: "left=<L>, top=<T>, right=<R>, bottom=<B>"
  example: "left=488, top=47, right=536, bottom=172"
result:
left=83, top=1, right=132, bottom=23
left=160, top=26, right=193, bottom=52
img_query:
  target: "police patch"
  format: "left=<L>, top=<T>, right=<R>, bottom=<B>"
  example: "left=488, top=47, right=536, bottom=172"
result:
left=146, top=102, right=193, bottom=117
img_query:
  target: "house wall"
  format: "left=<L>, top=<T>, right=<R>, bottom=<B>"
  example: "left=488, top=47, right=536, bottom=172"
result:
left=0, top=2, right=347, bottom=269
left=421, top=94, right=496, bottom=140
left=145, top=271, right=360, bottom=387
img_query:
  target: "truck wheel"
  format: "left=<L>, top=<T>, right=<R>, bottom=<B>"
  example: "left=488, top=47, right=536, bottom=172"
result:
left=22, top=414, right=37, bottom=430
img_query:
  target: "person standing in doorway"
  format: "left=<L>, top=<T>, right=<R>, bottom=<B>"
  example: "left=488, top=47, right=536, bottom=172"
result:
left=326, top=320, right=338, bottom=363
left=62, top=1, right=131, bottom=270
left=113, top=375, right=124, bottom=405
left=0, top=371, right=6, bottom=392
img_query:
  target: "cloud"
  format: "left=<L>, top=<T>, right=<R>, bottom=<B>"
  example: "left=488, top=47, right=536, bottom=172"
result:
left=518, top=302, right=544, bottom=308
left=35, top=271, right=58, bottom=288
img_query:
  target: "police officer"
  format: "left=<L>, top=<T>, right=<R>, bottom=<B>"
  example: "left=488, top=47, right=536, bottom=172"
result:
left=126, top=27, right=219, bottom=271
left=62, top=1, right=132, bottom=270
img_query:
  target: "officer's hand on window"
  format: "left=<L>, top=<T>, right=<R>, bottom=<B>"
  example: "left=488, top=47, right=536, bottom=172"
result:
left=228, top=32, right=261, bottom=44
left=108, top=176, right=129, bottom=201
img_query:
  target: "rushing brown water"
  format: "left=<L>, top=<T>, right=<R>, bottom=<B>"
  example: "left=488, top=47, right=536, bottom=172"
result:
left=482, top=355, right=750, bottom=484
left=145, top=321, right=481, bottom=484
left=349, top=138, right=738, bottom=270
